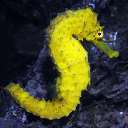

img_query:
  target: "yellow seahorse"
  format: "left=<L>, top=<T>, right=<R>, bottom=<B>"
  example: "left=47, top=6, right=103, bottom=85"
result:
left=4, top=8, right=119, bottom=120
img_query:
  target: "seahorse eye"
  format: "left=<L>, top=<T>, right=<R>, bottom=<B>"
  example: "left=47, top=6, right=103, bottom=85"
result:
left=95, top=30, right=103, bottom=39
left=98, top=32, right=102, bottom=36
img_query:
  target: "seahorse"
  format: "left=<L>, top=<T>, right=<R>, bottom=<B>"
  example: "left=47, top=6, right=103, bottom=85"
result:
left=4, top=8, right=119, bottom=120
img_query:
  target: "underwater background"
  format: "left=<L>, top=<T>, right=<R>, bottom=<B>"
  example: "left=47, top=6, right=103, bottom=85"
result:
left=0, top=0, right=128, bottom=127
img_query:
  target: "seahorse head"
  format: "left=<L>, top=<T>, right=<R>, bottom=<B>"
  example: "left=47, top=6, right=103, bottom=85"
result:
left=75, top=8, right=104, bottom=42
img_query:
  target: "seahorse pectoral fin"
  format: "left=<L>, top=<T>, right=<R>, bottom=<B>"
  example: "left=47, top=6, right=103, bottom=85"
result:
left=92, top=40, right=119, bottom=58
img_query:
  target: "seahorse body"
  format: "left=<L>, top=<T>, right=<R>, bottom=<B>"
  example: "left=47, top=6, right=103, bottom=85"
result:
left=4, top=8, right=119, bottom=120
